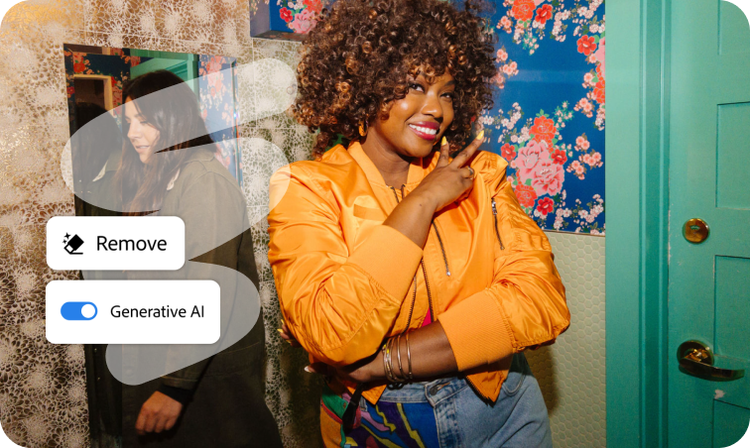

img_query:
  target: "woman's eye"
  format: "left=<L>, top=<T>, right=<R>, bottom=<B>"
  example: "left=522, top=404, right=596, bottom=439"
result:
left=409, top=83, right=424, bottom=92
left=443, top=92, right=455, bottom=100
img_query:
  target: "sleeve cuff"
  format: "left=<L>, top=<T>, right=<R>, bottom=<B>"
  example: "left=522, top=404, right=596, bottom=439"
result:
left=157, top=384, right=194, bottom=405
left=347, top=225, right=423, bottom=302
left=438, top=290, right=515, bottom=371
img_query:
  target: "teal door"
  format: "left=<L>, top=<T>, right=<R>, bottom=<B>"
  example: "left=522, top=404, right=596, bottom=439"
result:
left=669, top=1, right=750, bottom=446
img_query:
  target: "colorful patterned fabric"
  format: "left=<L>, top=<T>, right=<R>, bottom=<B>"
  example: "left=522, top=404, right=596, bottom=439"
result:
left=321, top=383, right=440, bottom=448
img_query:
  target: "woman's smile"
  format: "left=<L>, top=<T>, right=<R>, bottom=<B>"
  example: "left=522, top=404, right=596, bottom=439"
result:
left=365, top=71, right=456, bottom=162
left=124, top=97, right=160, bottom=164
left=408, top=121, right=440, bottom=141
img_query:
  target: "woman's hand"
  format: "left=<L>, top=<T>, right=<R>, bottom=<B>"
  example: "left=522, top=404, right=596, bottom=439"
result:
left=135, top=391, right=183, bottom=435
left=278, top=320, right=302, bottom=347
left=305, top=352, right=385, bottom=384
left=413, top=131, right=484, bottom=213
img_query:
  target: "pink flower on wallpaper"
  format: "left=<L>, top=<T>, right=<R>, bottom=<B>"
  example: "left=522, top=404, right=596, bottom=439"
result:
left=511, top=139, right=551, bottom=183
left=208, top=73, right=225, bottom=93
left=491, top=72, right=506, bottom=88
left=500, top=16, right=512, bottom=29
left=502, top=61, right=518, bottom=75
left=497, top=48, right=508, bottom=62
left=290, top=8, right=317, bottom=34
left=570, top=160, right=584, bottom=175
left=576, top=135, right=591, bottom=149
left=593, top=37, right=605, bottom=78
left=533, top=0, right=546, bottom=5
left=531, top=158, right=565, bottom=196
left=578, top=98, right=593, bottom=114
left=206, top=56, right=224, bottom=74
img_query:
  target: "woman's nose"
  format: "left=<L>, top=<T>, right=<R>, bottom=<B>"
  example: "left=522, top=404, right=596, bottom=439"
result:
left=127, top=122, right=140, bottom=140
left=421, top=93, right=444, bottom=118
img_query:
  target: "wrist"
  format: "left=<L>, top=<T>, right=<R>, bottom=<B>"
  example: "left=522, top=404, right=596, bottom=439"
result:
left=369, top=350, right=386, bottom=382
left=408, top=189, right=439, bottom=214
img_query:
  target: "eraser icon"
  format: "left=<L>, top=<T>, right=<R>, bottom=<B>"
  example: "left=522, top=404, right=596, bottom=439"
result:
left=61, top=302, right=98, bottom=320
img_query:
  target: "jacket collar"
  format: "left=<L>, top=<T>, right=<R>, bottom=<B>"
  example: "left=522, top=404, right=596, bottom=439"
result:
left=340, top=141, right=441, bottom=188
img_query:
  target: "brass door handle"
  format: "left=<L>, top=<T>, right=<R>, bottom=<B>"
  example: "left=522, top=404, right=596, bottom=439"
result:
left=677, top=340, right=745, bottom=382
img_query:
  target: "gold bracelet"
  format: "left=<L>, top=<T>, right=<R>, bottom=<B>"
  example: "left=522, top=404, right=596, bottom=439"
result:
left=382, top=340, right=394, bottom=383
left=395, top=334, right=404, bottom=381
left=405, top=332, right=413, bottom=381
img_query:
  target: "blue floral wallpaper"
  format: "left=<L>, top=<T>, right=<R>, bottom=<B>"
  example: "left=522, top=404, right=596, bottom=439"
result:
left=481, top=0, right=605, bottom=234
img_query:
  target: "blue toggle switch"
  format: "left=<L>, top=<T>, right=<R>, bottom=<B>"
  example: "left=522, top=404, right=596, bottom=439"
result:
left=61, top=302, right=98, bottom=320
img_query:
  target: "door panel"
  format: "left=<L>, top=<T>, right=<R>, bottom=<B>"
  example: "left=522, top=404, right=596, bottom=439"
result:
left=716, top=104, right=750, bottom=209
left=714, top=402, right=750, bottom=448
left=669, top=1, right=750, bottom=447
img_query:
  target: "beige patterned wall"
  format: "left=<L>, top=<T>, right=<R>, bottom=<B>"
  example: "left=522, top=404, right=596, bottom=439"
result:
left=0, top=2, right=606, bottom=448
left=530, top=232, right=607, bottom=448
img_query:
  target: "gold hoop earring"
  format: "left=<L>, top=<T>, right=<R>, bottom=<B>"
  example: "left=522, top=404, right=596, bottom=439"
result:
left=358, top=121, right=368, bottom=137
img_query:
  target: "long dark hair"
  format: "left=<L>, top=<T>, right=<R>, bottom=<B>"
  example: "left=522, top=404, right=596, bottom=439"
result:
left=114, top=70, right=214, bottom=215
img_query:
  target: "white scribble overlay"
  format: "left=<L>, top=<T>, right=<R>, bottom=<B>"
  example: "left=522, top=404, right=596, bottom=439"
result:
left=727, top=0, right=750, bottom=31
left=0, top=0, right=24, bottom=28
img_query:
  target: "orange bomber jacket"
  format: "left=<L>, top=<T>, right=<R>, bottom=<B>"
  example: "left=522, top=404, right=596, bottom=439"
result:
left=267, top=141, right=570, bottom=403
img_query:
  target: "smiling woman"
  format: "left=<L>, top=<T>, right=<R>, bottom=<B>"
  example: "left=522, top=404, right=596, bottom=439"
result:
left=268, top=0, right=571, bottom=447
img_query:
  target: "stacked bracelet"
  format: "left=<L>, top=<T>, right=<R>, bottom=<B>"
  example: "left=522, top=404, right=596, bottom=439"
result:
left=382, top=333, right=414, bottom=383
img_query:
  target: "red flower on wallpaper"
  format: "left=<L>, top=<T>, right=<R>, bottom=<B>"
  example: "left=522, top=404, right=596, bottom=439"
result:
left=303, top=0, right=323, bottom=14
left=593, top=79, right=605, bottom=104
left=511, top=0, right=535, bottom=22
left=530, top=116, right=556, bottom=144
left=514, top=183, right=538, bottom=208
left=280, top=7, right=293, bottom=23
left=577, top=35, right=597, bottom=56
left=74, top=62, right=86, bottom=73
left=534, top=4, right=553, bottom=25
left=551, top=149, right=567, bottom=165
left=501, top=143, right=517, bottom=162
left=537, top=197, right=554, bottom=215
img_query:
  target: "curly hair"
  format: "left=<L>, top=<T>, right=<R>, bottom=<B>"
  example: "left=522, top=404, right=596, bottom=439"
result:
left=293, top=0, right=497, bottom=158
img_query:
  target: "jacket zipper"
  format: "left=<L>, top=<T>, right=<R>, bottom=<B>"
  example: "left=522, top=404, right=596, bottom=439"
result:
left=491, top=198, right=505, bottom=250
left=431, top=223, right=451, bottom=276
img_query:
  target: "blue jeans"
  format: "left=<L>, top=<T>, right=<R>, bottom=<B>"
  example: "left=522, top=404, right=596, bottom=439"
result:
left=321, top=353, right=552, bottom=448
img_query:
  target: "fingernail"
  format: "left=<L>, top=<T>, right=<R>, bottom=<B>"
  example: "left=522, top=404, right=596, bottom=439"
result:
left=441, top=136, right=447, bottom=146
left=280, top=318, right=284, bottom=325
left=277, top=328, right=284, bottom=334
left=475, top=130, right=484, bottom=141
left=304, top=366, right=312, bottom=373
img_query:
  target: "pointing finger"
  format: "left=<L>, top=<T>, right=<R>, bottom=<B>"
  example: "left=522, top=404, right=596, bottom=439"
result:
left=437, top=136, right=450, bottom=166
left=451, top=130, right=484, bottom=168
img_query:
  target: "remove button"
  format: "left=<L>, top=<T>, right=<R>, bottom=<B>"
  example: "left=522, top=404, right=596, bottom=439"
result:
left=61, top=302, right=98, bottom=320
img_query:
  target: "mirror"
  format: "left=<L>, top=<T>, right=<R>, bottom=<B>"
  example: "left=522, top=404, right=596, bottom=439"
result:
left=63, top=44, right=241, bottom=216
